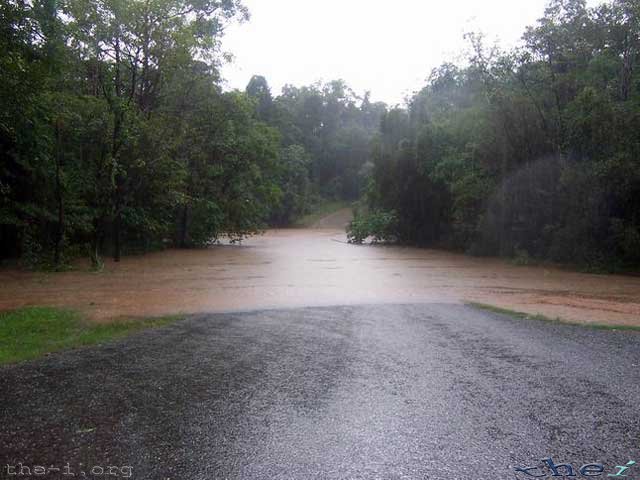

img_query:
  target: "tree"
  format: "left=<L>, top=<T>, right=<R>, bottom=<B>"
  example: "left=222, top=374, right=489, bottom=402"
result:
left=365, top=0, right=640, bottom=270
left=62, top=0, right=249, bottom=260
left=246, top=75, right=274, bottom=122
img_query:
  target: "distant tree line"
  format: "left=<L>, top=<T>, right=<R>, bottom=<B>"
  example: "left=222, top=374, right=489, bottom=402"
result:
left=0, top=0, right=383, bottom=267
left=246, top=76, right=386, bottom=225
left=360, top=0, right=640, bottom=270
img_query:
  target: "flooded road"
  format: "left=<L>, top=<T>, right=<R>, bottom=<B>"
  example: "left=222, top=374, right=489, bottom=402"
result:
left=1, top=227, right=639, bottom=326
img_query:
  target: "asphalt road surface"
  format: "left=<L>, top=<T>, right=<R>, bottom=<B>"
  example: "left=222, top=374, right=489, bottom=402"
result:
left=1, top=304, right=640, bottom=479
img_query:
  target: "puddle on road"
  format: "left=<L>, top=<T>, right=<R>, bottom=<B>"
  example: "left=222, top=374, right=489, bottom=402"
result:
left=1, top=229, right=639, bottom=326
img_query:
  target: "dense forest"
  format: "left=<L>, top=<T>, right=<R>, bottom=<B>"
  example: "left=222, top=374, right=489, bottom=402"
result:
left=0, top=0, right=383, bottom=267
left=2, top=0, right=640, bottom=271
left=355, top=0, right=640, bottom=271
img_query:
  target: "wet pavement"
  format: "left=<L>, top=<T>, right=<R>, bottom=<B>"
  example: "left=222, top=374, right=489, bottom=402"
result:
left=1, top=304, right=640, bottom=479
left=0, top=228, right=639, bottom=326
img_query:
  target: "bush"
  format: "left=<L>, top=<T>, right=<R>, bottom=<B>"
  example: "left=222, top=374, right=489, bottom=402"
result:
left=347, top=210, right=398, bottom=244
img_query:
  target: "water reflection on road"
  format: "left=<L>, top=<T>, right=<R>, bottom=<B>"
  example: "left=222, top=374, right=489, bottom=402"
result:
left=1, top=229, right=639, bottom=325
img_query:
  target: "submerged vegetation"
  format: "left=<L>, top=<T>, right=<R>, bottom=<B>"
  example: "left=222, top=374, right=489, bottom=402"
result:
left=1, top=0, right=639, bottom=272
left=347, top=210, right=398, bottom=244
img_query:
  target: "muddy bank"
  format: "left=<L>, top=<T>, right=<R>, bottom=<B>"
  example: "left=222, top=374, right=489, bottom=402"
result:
left=0, top=229, right=639, bottom=326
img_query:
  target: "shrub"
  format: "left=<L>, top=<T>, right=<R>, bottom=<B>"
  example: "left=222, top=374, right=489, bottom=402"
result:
left=347, top=210, right=398, bottom=244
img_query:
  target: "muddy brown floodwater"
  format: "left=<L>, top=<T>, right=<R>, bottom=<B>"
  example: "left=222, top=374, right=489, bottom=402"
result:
left=1, top=222, right=639, bottom=326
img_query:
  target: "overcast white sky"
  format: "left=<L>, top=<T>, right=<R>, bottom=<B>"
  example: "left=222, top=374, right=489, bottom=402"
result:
left=220, top=0, right=602, bottom=105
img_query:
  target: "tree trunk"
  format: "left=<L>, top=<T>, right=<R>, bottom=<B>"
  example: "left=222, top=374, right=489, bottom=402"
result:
left=113, top=207, right=121, bottom=262
left=179, top=204, right=189, bottom=248
left=621, top=46, right=633, bottom=101
left=53, top=119, right=65, bottom=268
left=90, top=218, right=102, bottom=270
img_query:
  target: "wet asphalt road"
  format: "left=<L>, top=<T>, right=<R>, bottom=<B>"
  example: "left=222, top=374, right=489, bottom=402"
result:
left=1, top=304, right=640, bottom=479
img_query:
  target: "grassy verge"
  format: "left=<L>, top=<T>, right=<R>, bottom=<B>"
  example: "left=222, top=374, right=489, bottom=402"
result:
left=293, top=200, right=352, bottom=228
left=468, top=302, right=640, bottom=331
left=0, top=307, right=184, bottom=365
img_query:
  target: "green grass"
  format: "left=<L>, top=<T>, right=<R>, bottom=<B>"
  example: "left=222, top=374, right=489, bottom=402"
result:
left=468, top=302, right=640, bottom=332
left=292, top=200, right=352, bottom=228
left=0, top=307, right=184, bottom=365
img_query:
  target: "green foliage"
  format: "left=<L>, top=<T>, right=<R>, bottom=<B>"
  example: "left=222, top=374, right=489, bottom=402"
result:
left=347, top=210, right=398, bottom=244
left=0, top=307, right=183, bottom=364
left=3, top=0, right=640, bottom=273
left=0, top=0, right=288, bottom=262
left=365, top=0, right=640, bottom=270
left=0, top=1, right=387, bottom=264
left=270, top=144, right=313, bottom=225
left=269, top=80, right=386, bottom=200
